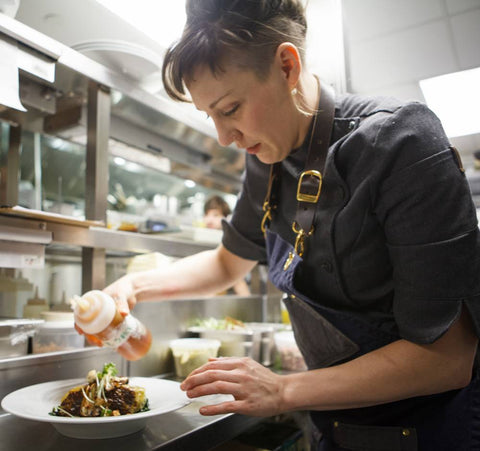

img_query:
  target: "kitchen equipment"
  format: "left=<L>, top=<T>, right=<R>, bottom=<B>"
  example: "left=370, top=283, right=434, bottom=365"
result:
left=169, top=338, right=221, bottom=378
left=273, top=330, right=307, bottom=372
left=187, top=326, right=261, bottom=362
left=32, top=312, right=84, bottom=354
left=22, top=286, right=49, bottom=318
left=244, top=322, right=286, bottom=367
left=0, top=269, right=34, bottom=317
left=0, top=318, right=43, bottom=358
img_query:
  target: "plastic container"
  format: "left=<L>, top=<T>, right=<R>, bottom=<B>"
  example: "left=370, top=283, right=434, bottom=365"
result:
left=22, top=286, right=49, bottom=319
left=71, top=290, right=152, bottom=361
left=187, top=326, right=261, bottom=362
left=32, top=313, right=84, bottom=354
left=170, top=338, right=220, bottom=378
left=273, top=331, right=307, bottom=372
left=0, top=319, right=43, bottom=357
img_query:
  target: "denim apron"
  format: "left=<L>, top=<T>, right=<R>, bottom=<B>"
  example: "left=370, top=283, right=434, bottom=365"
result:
left=265, top=228, right=480, bottom=451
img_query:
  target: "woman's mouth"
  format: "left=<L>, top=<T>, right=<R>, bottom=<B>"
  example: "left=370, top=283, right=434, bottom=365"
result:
left=246, top=143, right=261, bottom=155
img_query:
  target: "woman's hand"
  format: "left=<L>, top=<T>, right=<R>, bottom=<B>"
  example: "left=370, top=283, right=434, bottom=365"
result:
left=74, top=277, right=136, bottom=345
left=103, top=274, right=137, bottom=316
left=180, top=357, right=286, bottom=417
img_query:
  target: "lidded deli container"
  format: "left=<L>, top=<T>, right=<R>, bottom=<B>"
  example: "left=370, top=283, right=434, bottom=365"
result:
left=32, top=311, right=84, bottom=354
left=170, top=338, right=221, bottom=378
left=187, top=326, right=261, bottom=361
left=187, top=317, right=263, bottom=362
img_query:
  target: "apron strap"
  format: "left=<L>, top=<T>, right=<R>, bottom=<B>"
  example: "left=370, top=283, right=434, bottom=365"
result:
left=294, top=81, right=335, bottom=239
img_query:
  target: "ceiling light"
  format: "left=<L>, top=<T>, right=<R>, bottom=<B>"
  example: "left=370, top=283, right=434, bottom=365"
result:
left=95, top=0, right=186, bottom=49
left=419, top=67, right=480, bottom=138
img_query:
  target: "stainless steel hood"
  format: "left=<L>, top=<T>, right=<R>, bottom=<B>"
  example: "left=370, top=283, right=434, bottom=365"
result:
left=0, top=5, right=244, bottom=194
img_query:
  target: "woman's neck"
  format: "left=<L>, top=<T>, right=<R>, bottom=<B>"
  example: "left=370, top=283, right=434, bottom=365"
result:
left=295, top=72, right=320, bottom=148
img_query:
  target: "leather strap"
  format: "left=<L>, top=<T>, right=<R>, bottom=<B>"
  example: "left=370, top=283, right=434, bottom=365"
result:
left=294, top=81, right=335, bottom=235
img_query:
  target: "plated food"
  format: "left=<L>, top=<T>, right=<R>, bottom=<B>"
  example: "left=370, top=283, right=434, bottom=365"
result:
left=50, top=362, right=148, bottom=417
left=2, top=368, right=190, bottom=439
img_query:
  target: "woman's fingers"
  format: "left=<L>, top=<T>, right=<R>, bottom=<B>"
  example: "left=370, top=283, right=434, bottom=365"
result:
left=180, top=357, right=285, bottom=417
left=103, top=277, right=136, bottom=316
left=113, top=294, right=130, bottom=316
left=185, top=357, right=246, bottom=378
left=198, top=399, right=252, bottom=416
left=186, top=378, right=245, bottom=399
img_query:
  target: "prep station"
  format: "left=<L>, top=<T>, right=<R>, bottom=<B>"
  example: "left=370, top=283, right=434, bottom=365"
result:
left=2, top=2, right=480, bottom=450
left=0, top=4, right=301, bottom=450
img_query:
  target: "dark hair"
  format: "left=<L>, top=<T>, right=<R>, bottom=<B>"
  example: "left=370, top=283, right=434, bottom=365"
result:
left=162, top=0, right=308, bottom=102
left=204, top=195, right=231, bottom=216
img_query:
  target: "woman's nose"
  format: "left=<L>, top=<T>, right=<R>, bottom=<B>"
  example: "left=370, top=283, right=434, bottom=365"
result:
left=216, top=122, right=240, bottom=147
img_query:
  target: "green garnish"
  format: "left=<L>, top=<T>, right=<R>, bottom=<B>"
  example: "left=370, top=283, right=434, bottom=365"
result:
left=98, top=362, right=118, bottom=379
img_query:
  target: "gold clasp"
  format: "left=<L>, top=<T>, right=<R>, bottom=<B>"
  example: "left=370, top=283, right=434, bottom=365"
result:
left=284, top=222, right=314, bottom=270
left=261, top=201, right=272, bottom=234
left=296, top=170, right=322, bottom=203
left=292, top=221, right=314, bottom=257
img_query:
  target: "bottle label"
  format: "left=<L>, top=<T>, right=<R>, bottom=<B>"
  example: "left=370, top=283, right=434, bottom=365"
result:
left=102, top=314, right=142, bottom=348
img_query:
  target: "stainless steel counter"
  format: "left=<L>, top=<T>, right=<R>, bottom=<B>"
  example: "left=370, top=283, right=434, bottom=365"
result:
left=0, top=393, right=262, bottom=451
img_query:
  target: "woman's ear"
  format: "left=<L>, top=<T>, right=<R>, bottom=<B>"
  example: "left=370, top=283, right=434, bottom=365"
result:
left=275, top=42, right=302, bottom=91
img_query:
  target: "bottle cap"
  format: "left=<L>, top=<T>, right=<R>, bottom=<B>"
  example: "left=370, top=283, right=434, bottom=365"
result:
left=71, top=290, right=116, bottom=334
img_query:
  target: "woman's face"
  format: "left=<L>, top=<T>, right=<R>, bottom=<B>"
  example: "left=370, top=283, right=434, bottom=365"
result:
left=186, top=62, right=301, bottom=165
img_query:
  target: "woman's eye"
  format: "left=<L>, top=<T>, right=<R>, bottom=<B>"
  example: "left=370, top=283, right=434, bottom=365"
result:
left=223, top=104, right=240, bottom=117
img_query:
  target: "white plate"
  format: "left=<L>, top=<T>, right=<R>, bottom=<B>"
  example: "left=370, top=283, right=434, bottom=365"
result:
left=1, top=377, right=190, bottom=439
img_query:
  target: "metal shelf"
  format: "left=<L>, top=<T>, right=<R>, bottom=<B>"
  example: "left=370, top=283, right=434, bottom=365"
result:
left=0, top=213, right=215, bottom=258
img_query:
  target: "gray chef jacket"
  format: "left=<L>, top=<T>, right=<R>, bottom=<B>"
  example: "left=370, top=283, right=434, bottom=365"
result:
left=222, top=93, right=480, bottom=345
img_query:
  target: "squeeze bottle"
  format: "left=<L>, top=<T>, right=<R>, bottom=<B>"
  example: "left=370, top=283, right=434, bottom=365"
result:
left=71, top=290, right=152, bottom=361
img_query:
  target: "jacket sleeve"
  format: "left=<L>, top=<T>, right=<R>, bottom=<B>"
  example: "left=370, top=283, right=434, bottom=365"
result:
left=374, top=102, right=480, bottom=343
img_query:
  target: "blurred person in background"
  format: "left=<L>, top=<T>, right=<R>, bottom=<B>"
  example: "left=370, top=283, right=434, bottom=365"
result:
left=203, top=195, right=232, bottom=229
left=204, top=195, right=250, bottom=296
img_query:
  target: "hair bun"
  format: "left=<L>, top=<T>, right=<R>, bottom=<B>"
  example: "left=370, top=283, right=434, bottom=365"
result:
left=186, top=0, right=306, bottom=28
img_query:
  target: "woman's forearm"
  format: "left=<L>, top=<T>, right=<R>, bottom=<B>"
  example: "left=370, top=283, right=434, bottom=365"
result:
left=130, top=246, right=256, bottom=302
left=280, top=308, right=478, bottom=412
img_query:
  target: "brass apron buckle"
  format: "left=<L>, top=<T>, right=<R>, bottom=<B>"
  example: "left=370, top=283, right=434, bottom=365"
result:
left=296, top=169, right=322, bottom=203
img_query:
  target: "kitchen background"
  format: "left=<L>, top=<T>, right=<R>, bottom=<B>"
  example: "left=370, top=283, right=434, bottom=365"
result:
left=0, top=0, right=479, bottom=366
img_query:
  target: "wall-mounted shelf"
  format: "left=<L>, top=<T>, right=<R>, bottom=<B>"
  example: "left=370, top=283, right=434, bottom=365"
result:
left=0, top=213, right=215, bottom=259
